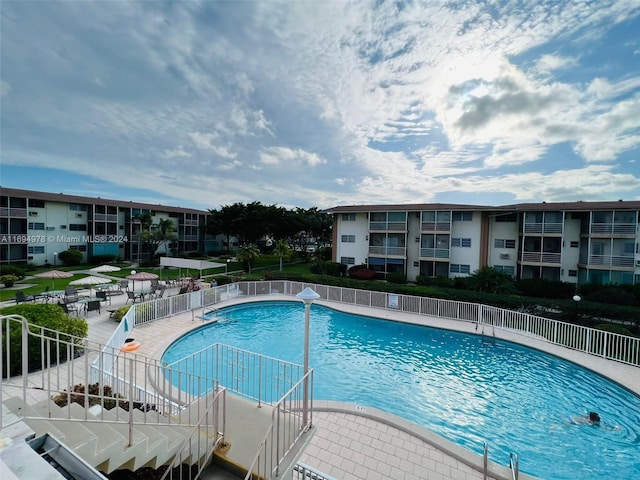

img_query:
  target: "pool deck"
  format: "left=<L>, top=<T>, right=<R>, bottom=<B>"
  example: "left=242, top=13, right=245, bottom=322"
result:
left=133, top=295, right=640, bottom=480
left=3, top=290, right=639, bottom=480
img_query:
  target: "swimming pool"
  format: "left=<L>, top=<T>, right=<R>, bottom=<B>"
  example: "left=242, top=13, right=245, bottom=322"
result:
left=161, top=301, right=640, bottom=480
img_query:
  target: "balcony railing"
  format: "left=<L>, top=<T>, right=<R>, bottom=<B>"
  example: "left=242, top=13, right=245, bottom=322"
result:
left=523, top=222, right=563, bottom=234
left=92, top=213, right=118, bottom=222
left=368, top=246, right=406, bottom=256
left=369, top=222, right=406, bottom=231
left=419, top=247, right=450, bottom=259
left=520, top=252, right=561, bottom=263
left=591, top=223, right=637, bottom=235
left=0, top=207, right=27, bottom=217
left=421, top=222, right=451, bottom=232
left=587, top=255, right=635, bottom=268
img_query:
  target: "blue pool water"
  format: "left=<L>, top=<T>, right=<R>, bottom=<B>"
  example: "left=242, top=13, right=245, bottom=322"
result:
left=162, top=301, right=640, bottom=480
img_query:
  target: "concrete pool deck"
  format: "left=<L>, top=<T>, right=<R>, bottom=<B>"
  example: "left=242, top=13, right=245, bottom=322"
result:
left=131, top=295, right=639, bottom=480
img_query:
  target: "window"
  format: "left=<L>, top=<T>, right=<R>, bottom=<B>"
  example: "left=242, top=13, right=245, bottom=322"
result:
left=69, top=245, right=87, bottom=252
left=341, top=235, right=356, bottom=243
left=341, top=213, right=356, bottom=221
left=570, top=241, right=579, bottom=248
left=495, top=213, right=517, bottom=222
left=69, top=203, right=88, bottom=211
left=452, top=211, right=473, bottom=221
left=340, top=257, right=355, bottom=265
left=28, top=199, right=45, bottom=208
left=27, top=246, right=45, bottom=254
left=623, top=242, right=634, bottom=254
left=493, top=265, right=515, bottom=276
left=69, top=224, right=87, bottom=231
left=28, top=222, right=45, bottom=230
left=451, top=238, right=471, bottom=247
left=568, top=270, right=577, bottom=277
left=494, top=239, right=516, bottom=249
left=450, top=264, right=471, bottom=274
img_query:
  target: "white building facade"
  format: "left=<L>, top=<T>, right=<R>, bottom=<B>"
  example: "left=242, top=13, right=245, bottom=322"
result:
left=326, top=201, right=640, bottom=286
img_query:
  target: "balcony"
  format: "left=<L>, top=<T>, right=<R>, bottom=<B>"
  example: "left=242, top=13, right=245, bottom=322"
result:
left=523, top=222, right=563, bottom=234
left=585, top=255, right=635, bottom=268
left=369, top=221, right=406, bottom=231
left=420, top=222, right=451, bottom=232
left=521, top=252, right=561, bottom=264
left=419, top=248, right=450, bottom=259
left=368, top=246, right=406, bottom=256
left=590, top=223, right=637, bottom=235
left=92, top=213, right=118, bottom=222
left=0, top=207, right=27, bottom=218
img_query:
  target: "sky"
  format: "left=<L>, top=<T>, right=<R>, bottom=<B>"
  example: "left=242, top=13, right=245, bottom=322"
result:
left=1, top=0, right=640, bottom=212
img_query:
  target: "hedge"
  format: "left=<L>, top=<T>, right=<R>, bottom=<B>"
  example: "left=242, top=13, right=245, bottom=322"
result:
left=1, top=304, right=88, bottom=378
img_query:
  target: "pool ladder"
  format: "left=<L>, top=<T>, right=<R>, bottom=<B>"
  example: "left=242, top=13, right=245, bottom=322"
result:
left=482, top=443, right=519, bottom=480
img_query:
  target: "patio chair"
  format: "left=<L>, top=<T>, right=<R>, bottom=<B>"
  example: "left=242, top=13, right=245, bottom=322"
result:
left=96, top=291, right=110, bottom=305
left=154, top=288, right=165, bottom=300
left=85, top=300, right=101, bottom=316
left=118, top=280, right=129, bottom=292
left=126, top=291, right=144, bottom=304
left=15, top=291, right=37, bottom=304
left=65, top=286, right=77, bottom=296
left=57, top=301, right=79, bottom=317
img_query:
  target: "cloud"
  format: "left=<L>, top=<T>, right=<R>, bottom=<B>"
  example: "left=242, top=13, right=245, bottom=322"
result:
left=0, top=80, right=10, bottom=96
left=259, top=146, right=326, bottom=167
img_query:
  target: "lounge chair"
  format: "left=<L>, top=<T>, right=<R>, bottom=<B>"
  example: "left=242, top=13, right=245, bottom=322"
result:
left=57, top=301, right=79, bottom=317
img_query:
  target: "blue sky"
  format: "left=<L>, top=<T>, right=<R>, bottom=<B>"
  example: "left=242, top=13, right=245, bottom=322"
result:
left=1, top=0, right=639, bottom=211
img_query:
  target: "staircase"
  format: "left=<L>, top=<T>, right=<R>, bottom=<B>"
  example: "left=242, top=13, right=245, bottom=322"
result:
left=3, top=392, right=224, bottom=475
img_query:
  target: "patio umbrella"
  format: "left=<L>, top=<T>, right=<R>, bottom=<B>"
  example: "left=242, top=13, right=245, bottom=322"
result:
left=33, top=270, right=73, bottom=289
left=126, top=271, right=159, bottom=291
left=69, top=275, right=111, bottom=297
left=89, top=265, right=121, bottom=273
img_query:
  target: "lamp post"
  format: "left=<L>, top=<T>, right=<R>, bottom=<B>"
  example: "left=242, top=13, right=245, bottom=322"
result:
left=53, top=252, right=57, bottom=267
left=572, top=294, right=581, bottom=320
left=296, top=286, right=320, bottom=430
left=131, top=269, right=136, bottom=292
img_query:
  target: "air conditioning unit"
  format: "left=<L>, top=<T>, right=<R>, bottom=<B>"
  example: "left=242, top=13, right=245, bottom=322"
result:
left=636, top=259, right=640, bottom=266
left=29, top=211, right=38, bottom=216
left=46, top=226, right=55, bottom=231
left=76, top=213, right=83, bottom=218
left=499, top=253, right=510, bottom=259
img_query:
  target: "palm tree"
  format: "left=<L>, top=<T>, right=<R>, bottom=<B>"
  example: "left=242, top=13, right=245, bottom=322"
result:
left=151, top=218, right=178, bottom=256
left=273, top=239, right=292, bottom=272
left=236, top=244, right=260, bottom=274
left=466, top=266, right=516, bottom=294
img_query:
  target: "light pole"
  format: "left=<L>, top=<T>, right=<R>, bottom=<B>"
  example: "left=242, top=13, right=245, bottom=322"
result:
left=53, top=252, right=57, bottom=267
left=296, top=286, right=320, bottom=430
left=131, top=269, right=136, bottom=292
left=572, top=294, right=581, bottom=321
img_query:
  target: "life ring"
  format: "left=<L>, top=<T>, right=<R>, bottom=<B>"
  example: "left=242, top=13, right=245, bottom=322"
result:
left=121, top=339, right=141, bottom=352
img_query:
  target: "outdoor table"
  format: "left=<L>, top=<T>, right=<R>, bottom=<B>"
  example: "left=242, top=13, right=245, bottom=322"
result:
left=38, top=290, right=66, bottom=302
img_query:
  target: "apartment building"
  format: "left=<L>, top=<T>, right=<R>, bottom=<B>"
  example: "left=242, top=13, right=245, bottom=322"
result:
left=325, top=201, right=640, bottom=286
left=0, top=188, right=210, bottom=265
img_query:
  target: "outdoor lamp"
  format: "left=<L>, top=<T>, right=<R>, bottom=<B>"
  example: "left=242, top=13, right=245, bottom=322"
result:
left=296, top=287, right=320, bottom=429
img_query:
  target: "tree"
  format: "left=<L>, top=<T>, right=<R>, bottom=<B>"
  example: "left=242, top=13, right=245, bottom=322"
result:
left=273, top=239, right=292, bottom=272
left=58, top=249, right=83, bottom=266
left=236, top=244, right=260, bottom=274
left=132, top=212, right=153, bottom=260
left=150, top=218, right=178, bottom=256
left=466, top=266, right=516, bottom=294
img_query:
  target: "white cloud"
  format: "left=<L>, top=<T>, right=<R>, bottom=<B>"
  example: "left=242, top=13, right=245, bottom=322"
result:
left=259, top=146, right=326, bottom=167
left=1, top=80, right=11, bottom=96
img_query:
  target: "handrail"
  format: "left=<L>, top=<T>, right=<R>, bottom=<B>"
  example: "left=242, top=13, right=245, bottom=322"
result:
left=483, top=442, right=488, bottom=480
left=510, top=452, right=519, bottom=480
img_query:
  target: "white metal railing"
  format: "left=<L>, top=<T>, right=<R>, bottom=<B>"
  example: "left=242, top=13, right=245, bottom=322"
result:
left=292, top=462, right=338, bottom=480
left=243, top=369, right=311, bottom=480
left=510, top=452, right=519, bottom=480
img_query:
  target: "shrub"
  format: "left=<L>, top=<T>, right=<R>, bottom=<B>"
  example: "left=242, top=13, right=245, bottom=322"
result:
left=347, top=264, right=376, bottom=281
left=594, top=323, right=633, bottom=336
left=111, top=306, right=131, bottom=322
left=0, top=265, right=26, bottom=279
left=1, top=274, right=19, bottom=287
left=139, top=259, right=159, bottom=268
left=1, top=304, right=88, bottom=378
left=58, top=249, right=83, bottom=266
left=516, top=279, right=574, bottom=299
left=386, top=272, right=407, bottom=284
left=586, top=288, right=637, bottom=306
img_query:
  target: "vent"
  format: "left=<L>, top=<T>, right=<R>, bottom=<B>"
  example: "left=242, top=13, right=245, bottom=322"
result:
left=499, top=253, right=510, bottom=259
left=76, top=213, right=83, bottom=218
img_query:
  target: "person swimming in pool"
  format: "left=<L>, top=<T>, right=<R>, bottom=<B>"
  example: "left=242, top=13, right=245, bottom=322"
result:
left=572, top=411, right=601, bottom=425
